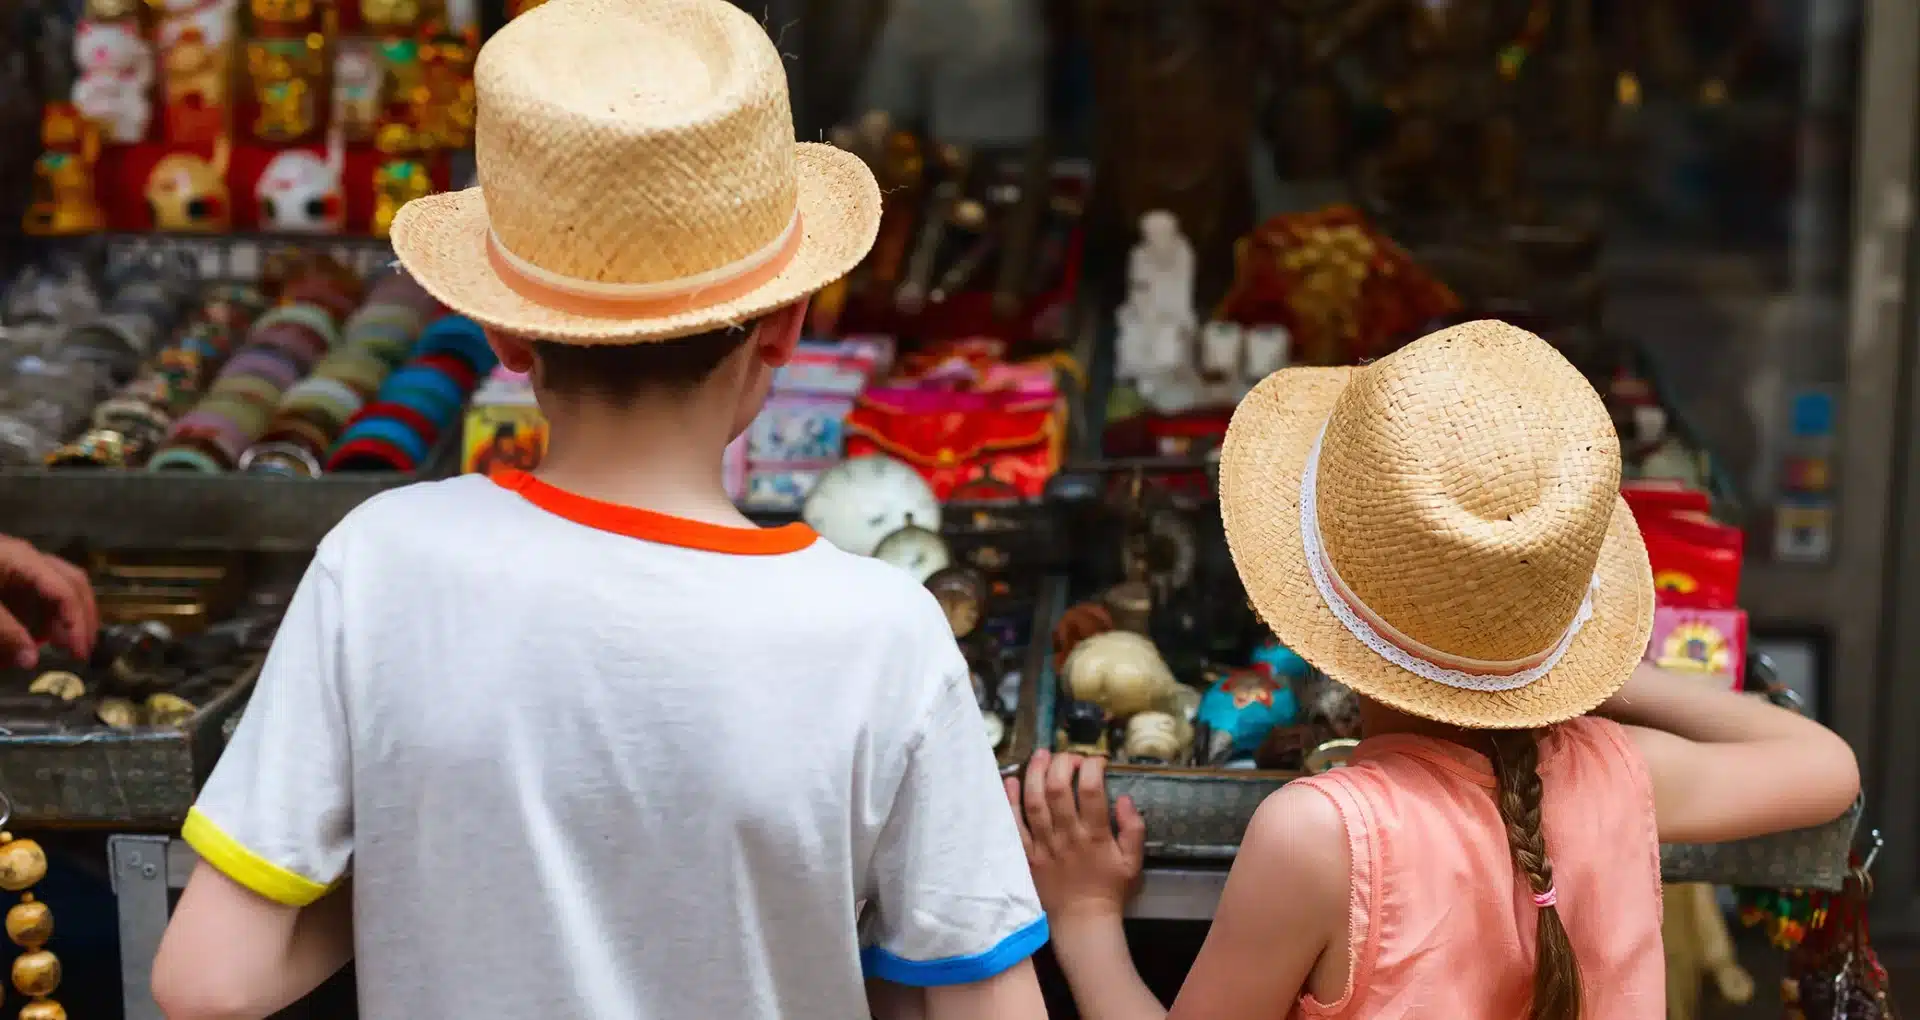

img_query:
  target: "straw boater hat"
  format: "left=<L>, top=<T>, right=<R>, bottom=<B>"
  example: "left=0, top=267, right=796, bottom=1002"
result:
left=1220, top=320, right=1655, bottom=730
left=389, top=0, right=881, bottom=344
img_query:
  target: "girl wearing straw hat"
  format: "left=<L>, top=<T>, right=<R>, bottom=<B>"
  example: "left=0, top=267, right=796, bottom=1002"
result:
left=151, top=1, right=1050, bottom=1018
left=1008, top=320, right=1860, bottom=1019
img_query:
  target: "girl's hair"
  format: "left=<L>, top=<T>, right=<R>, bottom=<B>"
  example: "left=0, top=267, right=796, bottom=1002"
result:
left=1490, top=730, right=1583, bottom=1020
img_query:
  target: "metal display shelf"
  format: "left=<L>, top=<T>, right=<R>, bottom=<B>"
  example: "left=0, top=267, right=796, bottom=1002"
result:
left=1008, top=573, right=1864, bottom=891
left=0, top=468, right=430, bottom=551
left=0, top=662, right=256, bottom=829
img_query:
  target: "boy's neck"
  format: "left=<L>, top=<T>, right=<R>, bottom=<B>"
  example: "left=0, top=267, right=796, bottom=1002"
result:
left=531, top=391, right=753, bottom=528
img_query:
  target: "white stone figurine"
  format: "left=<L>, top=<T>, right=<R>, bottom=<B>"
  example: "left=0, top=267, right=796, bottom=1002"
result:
left=72, top=20, right=155, bottom=144
left=1115, top=209, right=1198, bottom=385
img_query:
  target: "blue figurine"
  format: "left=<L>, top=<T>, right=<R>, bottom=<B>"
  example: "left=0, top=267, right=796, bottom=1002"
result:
left=1197, top=643, right=1306, bottom=760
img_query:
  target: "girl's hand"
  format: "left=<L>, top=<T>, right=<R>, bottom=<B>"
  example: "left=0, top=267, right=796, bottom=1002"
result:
left=1003, top=750, right=1146, bottom=922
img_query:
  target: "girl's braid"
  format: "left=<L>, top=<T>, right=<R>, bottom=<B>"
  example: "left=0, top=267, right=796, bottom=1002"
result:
left=1491, top=729, right=1583, bottom=1020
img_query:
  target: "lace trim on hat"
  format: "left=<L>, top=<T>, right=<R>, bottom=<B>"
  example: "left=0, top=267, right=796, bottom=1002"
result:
left=1299, top=423, right=1599, bottom=693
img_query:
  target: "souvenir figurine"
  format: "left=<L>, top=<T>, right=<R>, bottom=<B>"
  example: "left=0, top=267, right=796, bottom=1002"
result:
left=1196, top=667, right=1299, bottom=761
left=360, top=0, right=425, bottom=31
left=414, top=27, right=478, bottom=150
left=255, top=125, right=344, bottom=232
left=23, top=105, right=107, bottom=236
left=801, top=454, right=943, bottom=558
left=88, top=0, right=142, bottom=18
left=332, top=41, right=385, bottom=143
left=1199, top=320, right=1244, bottom=379
left=1058, top=699, right=1110, bottom=756
left=1123, top=710, right=1191, bottom=763
left=248, top=0, right=314, bottom=30
left=1243, top=324, right=1290, bottom=380
left=157, top=26, right=230, bottom=144
left=72, top=19, right=155, bottom=143
left=1114, top=210, right=1198, bottom=387
left=1063, top=631, right=1178, bottom=720
left=248, top=40, right=323, bottom=143
left=371, top=157, right=433, bottom=238
left=146, top=137, right=232, bottom=231
left=1052, top=601, right=1115, bottom=669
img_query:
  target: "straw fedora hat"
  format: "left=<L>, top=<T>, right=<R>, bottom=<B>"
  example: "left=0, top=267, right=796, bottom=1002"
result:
left=389, top=0, right=881, bottom=344
left=1219, top=320, right=1654, bottom=730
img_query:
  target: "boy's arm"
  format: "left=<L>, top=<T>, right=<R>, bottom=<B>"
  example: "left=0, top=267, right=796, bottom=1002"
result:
left=153, top=868, right=353, bottom=1020
left=862, top=618, right=1048, bottom=1020
left=1603, top=663, right=1861, bottom=844
left=152, top=557, right=357, bottom=1019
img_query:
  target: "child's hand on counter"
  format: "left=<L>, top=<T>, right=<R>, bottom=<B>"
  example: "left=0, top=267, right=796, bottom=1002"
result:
left=1004, top=750, right=1146, bottom=924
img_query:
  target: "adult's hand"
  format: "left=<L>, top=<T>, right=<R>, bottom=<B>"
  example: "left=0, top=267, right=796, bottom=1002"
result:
left=0, top=537, right=97, bottom=669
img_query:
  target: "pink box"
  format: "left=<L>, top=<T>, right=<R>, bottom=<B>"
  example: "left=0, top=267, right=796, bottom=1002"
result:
left=1645, top=607, right=1748, bottom=689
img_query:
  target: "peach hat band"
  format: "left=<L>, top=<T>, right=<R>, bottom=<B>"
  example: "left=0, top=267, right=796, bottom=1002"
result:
left=484, top=209, right=803, bottom=319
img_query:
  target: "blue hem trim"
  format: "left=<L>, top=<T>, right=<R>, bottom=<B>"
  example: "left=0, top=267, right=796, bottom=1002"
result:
left=860, top=915, right=1050, bottom=987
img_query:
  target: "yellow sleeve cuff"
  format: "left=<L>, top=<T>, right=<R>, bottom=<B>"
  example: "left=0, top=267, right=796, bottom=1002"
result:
left=181, top=807, right=334, bottom=907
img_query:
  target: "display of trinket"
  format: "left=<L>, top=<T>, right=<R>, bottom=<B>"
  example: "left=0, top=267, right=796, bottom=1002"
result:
left=255, top=123, right=346, bottom=233
left=248, top=0, right=317, bottom=32
left=801, top=453, right=943, bottom=557
left=371, top=158, right=434, bottom=238
left=145, top=137, right=234, bottom=231
left=72, top=19, right=156, bottom=144
left=332, top=40, right=385, bottom=143
left=247, top=37, right=326, bottom=144
left=0, top=806, right=62, bottom=1020
left=1214, top=205, right=1460, bottom=366
left=23, top=106, right=107, bottom=236
left=158, top=24, right=235, bottom=145
left=413, top=28, right=477, bottom=150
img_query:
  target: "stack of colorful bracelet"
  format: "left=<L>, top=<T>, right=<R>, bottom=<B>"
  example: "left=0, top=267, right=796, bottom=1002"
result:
left=49, top=285, right=270, bottom=468
left=326, top=315, right=497, bottom=473
left=238, top=271, right=445, bottom=478
left=148, top=262, right=362, bottom=473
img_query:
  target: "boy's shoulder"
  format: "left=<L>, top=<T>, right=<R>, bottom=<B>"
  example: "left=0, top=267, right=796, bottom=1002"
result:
left=314, top=474, right=508, bottom=562
left=791, top=536, right=955, bottom=636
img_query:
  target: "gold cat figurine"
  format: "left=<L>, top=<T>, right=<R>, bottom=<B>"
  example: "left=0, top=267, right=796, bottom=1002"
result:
left=146, top=136, right=232, bottom=232
left=248, top=0, right=312, bottom=26
left=360, top=0, right=423, bottom=29
left=23, top=105, right=106, bottom=235
left=371, top=158, right=432, bottom=238
left=253, top=76, right=315, bottom=142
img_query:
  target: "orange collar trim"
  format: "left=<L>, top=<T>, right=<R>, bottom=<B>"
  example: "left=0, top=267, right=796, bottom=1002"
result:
left=491, top=470, right=816, bottom=555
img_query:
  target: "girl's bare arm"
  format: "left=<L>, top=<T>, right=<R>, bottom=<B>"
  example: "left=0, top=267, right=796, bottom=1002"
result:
left=1604, top=663, right=1860, bottom=844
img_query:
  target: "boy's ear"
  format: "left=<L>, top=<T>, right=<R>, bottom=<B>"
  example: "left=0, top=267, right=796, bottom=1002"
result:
left=753, top=298, right=812, bottom=368
left=485, top=328, right=535, bottom=374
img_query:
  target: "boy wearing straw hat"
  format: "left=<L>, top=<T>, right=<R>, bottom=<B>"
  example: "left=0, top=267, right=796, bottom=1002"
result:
left=148, top=1, right=1049, bottom=1018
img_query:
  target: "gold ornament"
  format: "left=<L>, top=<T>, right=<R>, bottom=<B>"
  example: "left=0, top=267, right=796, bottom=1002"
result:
left=0, top=820, right=62, bottom=1020
left=6, top=899, right=51, bottom=948
left=0, top=841, right=46, bottom=893
left=10, top=949, right=58, bottom=998
left=19, top=999, right=67, bottom=1020
left=26, top=672, right=84, bottom=702
left=97, top=697, right=139, bottom=730
left=145, top=692, right=198, bottom=727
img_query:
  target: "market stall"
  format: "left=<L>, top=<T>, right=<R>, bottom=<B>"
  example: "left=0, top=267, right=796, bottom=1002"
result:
left=0, top=0, right=1909, bottom=1014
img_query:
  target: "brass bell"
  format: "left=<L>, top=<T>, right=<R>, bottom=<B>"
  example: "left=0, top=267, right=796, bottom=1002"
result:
left=11, top=949, right=60, bottom=997
left=0, top=840, right=47, bottom=893
left=6, top=900, right=52, bottom=948
left=18, top=999, right=66, bottom=1020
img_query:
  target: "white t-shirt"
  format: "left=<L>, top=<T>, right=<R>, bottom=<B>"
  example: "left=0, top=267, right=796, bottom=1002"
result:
left=185, top=470, right=1045, bottom=1020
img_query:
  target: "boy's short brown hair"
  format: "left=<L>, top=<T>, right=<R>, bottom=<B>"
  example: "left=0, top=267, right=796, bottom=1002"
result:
left=531, top=320, right=758, bottom=402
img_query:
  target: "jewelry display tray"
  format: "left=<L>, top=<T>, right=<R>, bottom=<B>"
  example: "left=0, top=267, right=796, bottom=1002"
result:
left=1003, top=576, right=1864, bottom=890
left=0, top=661, right=258, bottom=829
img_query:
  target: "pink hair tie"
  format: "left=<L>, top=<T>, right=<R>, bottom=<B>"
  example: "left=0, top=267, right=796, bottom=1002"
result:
left=1531, top=887, right=1558, bottom=909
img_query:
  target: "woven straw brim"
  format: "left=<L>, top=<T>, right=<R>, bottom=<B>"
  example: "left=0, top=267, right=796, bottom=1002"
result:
left=389, top=142, right=880, bottom=344
left=1219, top=367, right=1656, bottom=730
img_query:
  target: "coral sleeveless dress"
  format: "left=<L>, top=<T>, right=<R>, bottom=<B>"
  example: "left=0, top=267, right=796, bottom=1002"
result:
left=1286, top=716, right=1665, bottom=1019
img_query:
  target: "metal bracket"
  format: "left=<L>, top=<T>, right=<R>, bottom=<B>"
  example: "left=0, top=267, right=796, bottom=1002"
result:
left=109, top=835, right=193, bottom=1020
